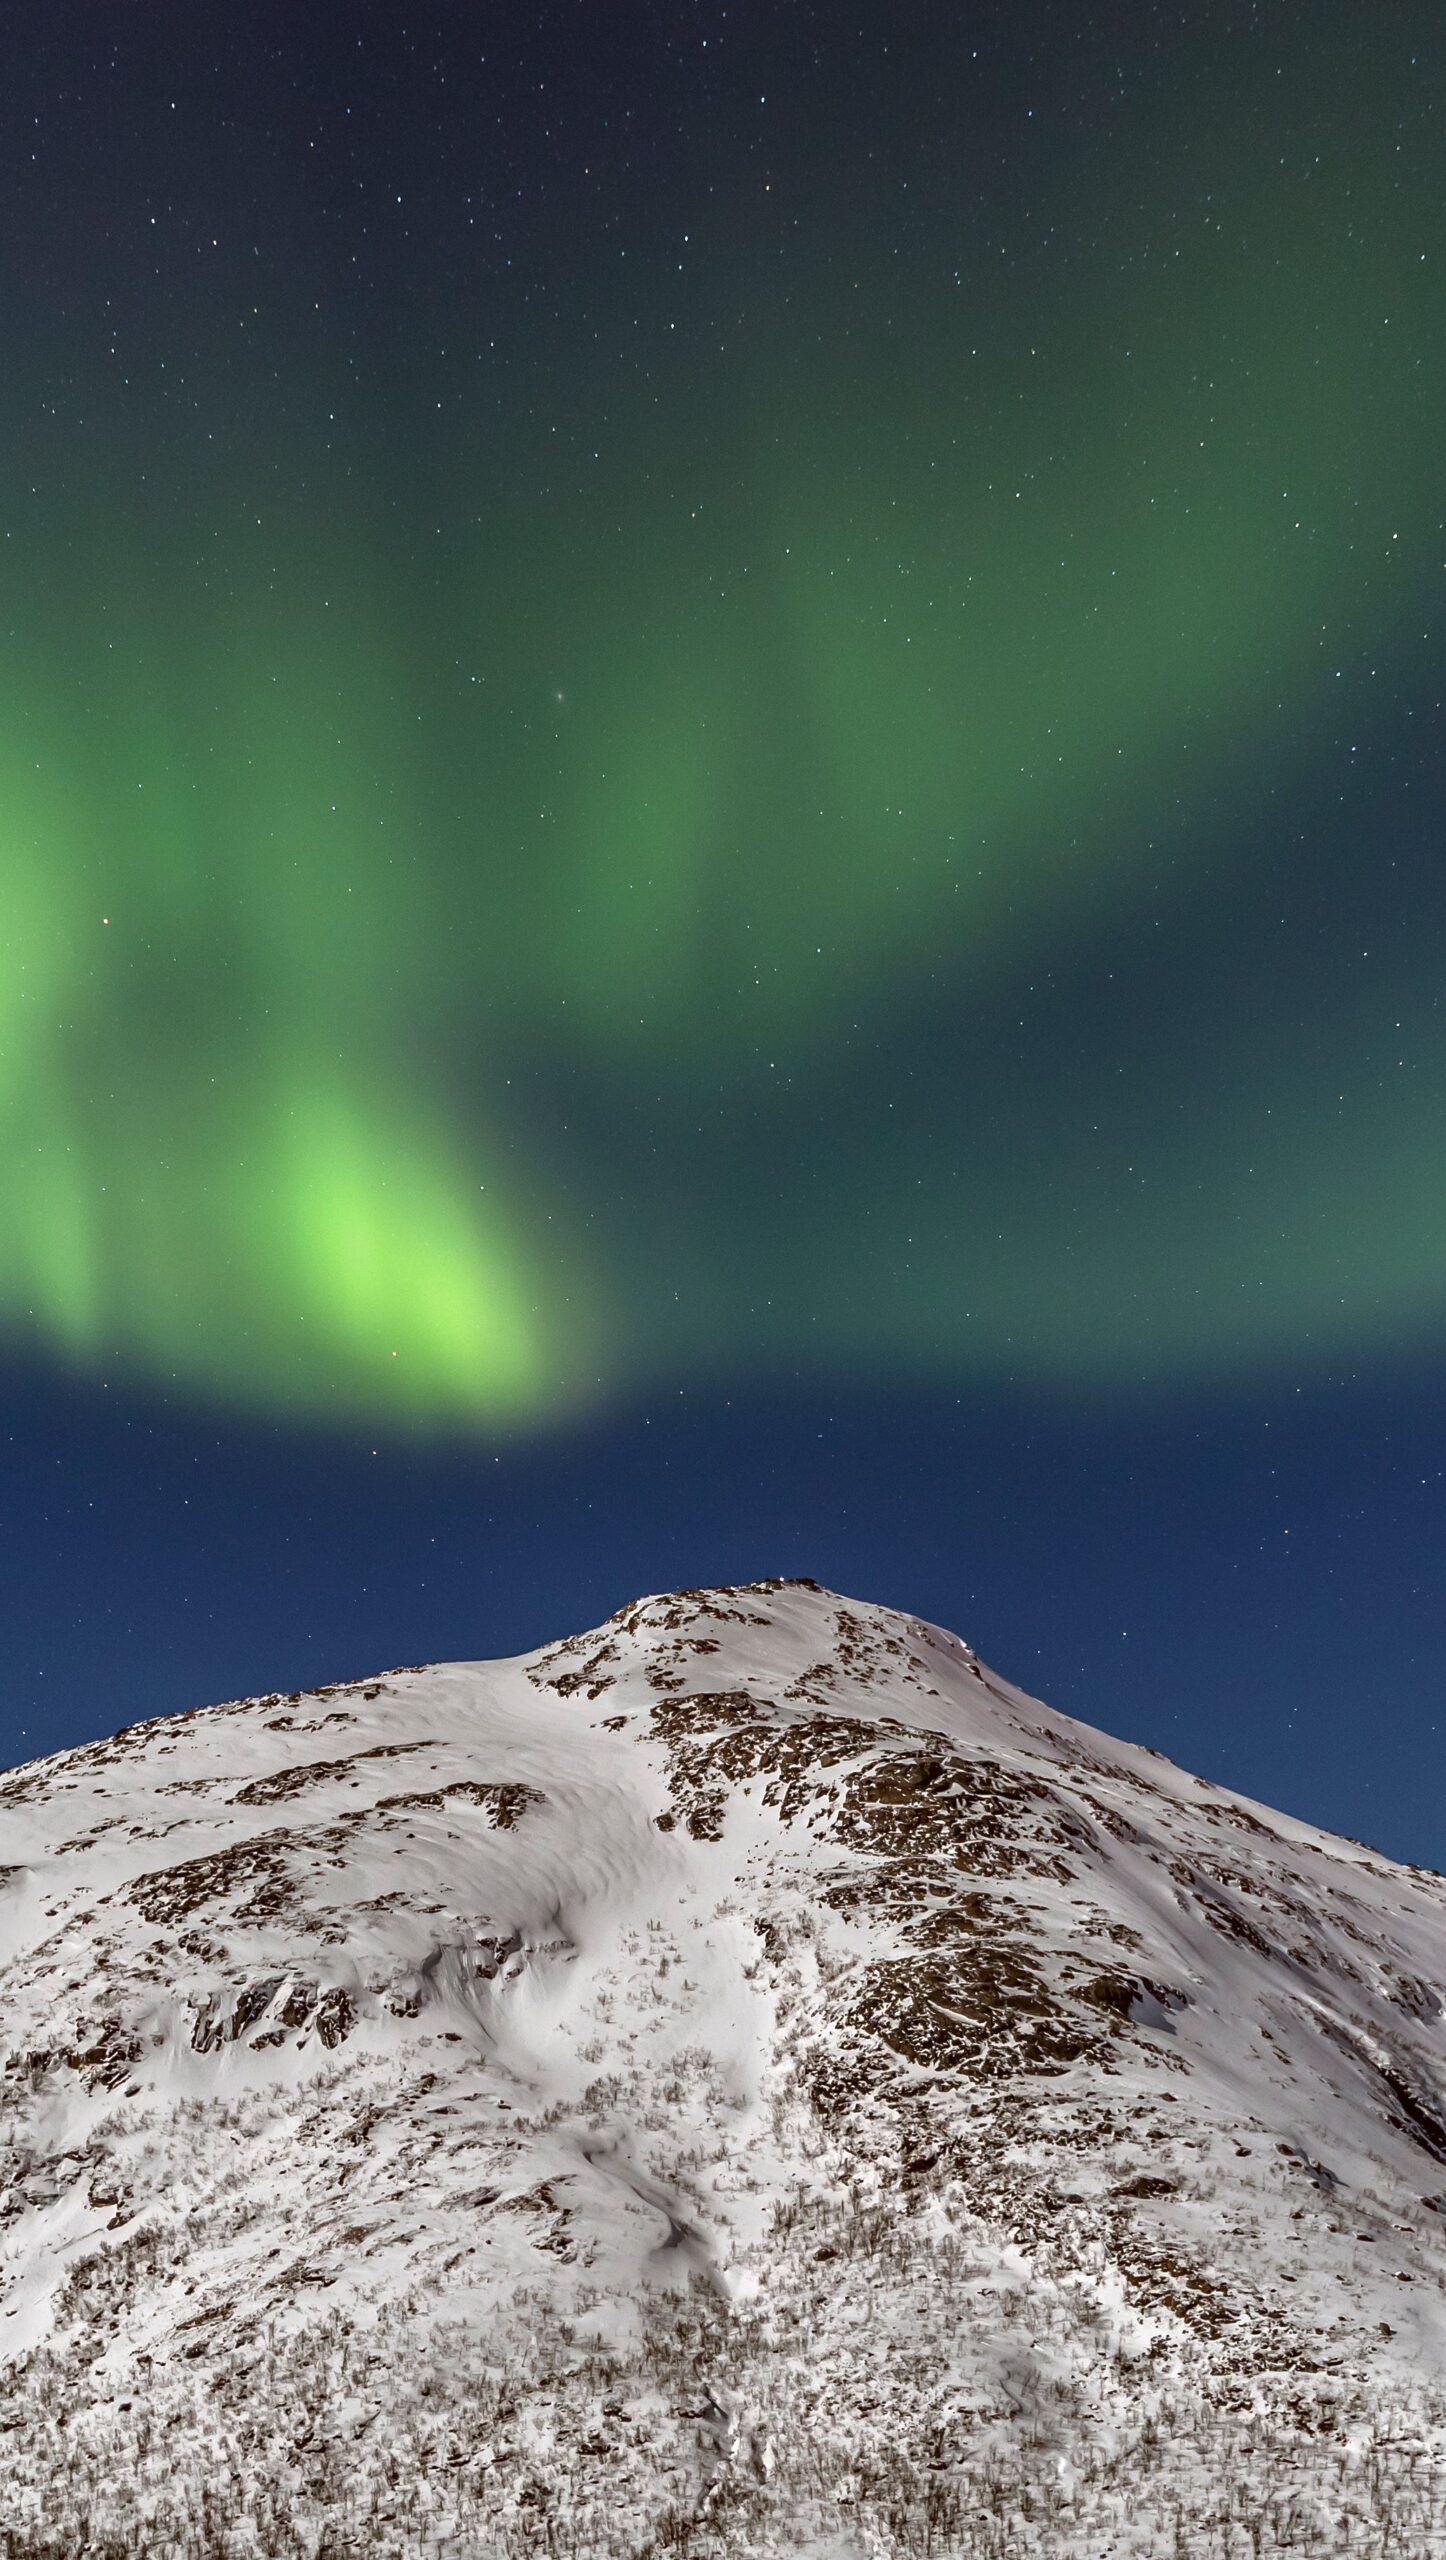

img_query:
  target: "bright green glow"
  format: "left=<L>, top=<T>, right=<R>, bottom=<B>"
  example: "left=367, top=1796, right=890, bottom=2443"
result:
left=0, top=666, right=558, bottom=1422
left=1, top=48, right=1442, bottom=1422
left=3, top=1049, right=550, bottom=1424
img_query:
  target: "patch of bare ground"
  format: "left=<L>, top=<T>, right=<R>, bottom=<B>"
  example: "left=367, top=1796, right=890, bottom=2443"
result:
left=125, top=1820, right=367, bottom=1928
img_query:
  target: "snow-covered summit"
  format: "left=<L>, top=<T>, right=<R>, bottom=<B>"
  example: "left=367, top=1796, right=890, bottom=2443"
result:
left=2, top=1579, right=1444, bottom=2556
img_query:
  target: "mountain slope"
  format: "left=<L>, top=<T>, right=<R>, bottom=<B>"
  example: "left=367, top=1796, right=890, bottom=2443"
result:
left=1, top=1580, right=1444, bottom=2556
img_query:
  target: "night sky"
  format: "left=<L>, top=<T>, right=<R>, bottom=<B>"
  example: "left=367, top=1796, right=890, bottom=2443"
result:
left=2, top=5, right=1444, bottom=1865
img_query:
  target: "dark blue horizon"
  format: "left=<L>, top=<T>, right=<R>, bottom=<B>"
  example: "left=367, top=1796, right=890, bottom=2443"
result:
left=3, top=1363, right=1441, bottom=1875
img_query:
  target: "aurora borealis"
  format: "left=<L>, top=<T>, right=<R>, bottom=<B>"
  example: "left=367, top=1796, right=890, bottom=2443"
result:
left=3, top=7, right=1446, bottom=1864
left=4, top=6, right=1443, bottom=1420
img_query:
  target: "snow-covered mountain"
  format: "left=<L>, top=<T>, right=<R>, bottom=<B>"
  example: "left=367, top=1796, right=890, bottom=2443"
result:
left=2, top=1580, right=1444, bottom=2556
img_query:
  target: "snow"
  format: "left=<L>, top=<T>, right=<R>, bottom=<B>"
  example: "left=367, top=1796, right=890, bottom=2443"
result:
left=0, top=1578, right=1443, bottom=2554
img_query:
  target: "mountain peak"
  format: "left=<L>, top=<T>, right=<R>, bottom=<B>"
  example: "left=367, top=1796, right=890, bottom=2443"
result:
left=2, top=1585, right=1444, bottom=2554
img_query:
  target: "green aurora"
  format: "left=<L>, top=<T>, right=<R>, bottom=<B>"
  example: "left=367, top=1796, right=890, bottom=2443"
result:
left=3, top=27, right=1442, bottom=1427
